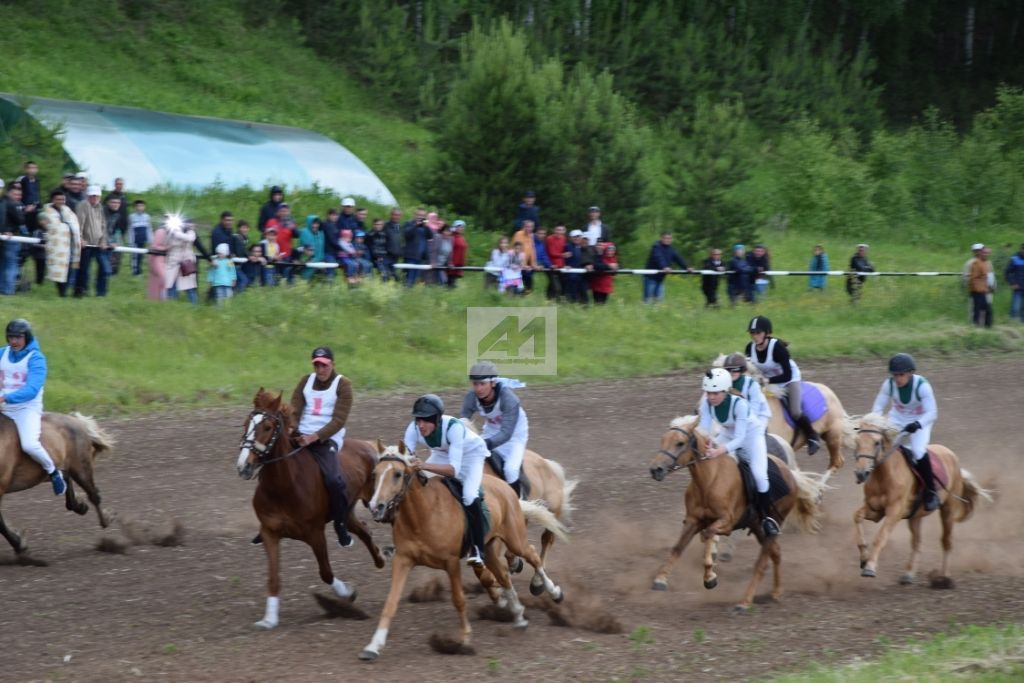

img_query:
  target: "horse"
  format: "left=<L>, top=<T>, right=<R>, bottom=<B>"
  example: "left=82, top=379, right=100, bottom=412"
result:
left=359, top=440, right=567, bottom=661
left=648, top=415, right=827, bottom=610
left=461, top=418, right=578, bottom=567
left=713, top=353, right=856, bottom=484
left=851, top=412, right=991, bottom=584
left=0, top=411, right=115, bottom=558
left=236, top=389, right=388, bottom=629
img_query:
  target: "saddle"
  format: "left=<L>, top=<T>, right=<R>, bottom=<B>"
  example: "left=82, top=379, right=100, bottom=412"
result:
left=735, top=459, right=790, bottom=532
left=900, top=447, right=949, bottom=516
left=486, top=452, right=531, bottom=499
left=440, top=477, right=492, bottom=557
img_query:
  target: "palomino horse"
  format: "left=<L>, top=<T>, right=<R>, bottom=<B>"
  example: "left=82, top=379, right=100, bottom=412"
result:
left=359, top=441, right=567, bottom=661
left=0, top=412, right=115, bottom=557
left=852, top=412, right=991, bottom=584
left=236, top=389, right=387, bottom=629
left=713, top=353, right=856, bottom=484
left=462, top=418, right=578, bottom=566
left=648, top=416, right=826, bottom=610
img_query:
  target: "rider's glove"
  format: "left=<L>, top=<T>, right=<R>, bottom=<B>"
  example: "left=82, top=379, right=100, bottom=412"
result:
left=903, top=421, right=921, bottom=434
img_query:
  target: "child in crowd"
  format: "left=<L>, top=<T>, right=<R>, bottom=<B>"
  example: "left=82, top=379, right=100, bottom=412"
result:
left=244, top=244, right=272, bottom=286
left=353, top=230, right=373, bottom=278
left=501, top=241, right=525, bottom=294
left=208, top=243, right=237, bottom=304
left=337, top=228, right=359, bottom=284
left=129, top=199, right=152, bottom=276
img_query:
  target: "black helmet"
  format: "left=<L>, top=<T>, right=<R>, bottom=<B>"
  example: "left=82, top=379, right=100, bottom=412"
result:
left=5, top=318, right=33, bottom=343
left=888, top=353, right=916, bottom=374
left=468, top=360, right=498, bottom=381
left=748, top=316, right=772, bottom=335
left=723, top=352, right=747, bottom=372
left=412, top=394, right=444, bottom=419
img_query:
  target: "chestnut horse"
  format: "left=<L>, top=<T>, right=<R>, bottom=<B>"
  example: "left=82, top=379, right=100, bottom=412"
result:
left=648, top=416, right=826, bottom=610
left=713, top=353, right=856, bottom=484
left=852, top=412, right=991, bottom=584
left=359, top=441, right=567, bottom=661
left=0, top=412, right=115, bottom=558
left=236, top=389, right=387, bottom=629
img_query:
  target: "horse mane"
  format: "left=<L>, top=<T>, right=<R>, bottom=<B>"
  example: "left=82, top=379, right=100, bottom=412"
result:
left=856, top=412, right=900, bottom=440
left=379, top=444, right=414, bottom=466
left=669, top=415, right=699, bottom=431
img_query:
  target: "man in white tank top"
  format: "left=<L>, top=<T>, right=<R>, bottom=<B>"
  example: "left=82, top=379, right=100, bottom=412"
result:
left=0, top=319, right=67, bottom=496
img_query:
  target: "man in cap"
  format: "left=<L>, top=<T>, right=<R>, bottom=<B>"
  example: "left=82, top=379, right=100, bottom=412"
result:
left=514, top=190, right=540, bottom=230
left=338, top=198, right=359, bottom=232
left=563, top=229, right=588, bottom=303
left=846, top=243, right=874, bottom=303
left=967, top=244, right=994, bottom=327
left=448, top=219, right=468, bottom=288
left=581, top=205, right=609, bottom=247
left=74, top=185, right=111, bottom=297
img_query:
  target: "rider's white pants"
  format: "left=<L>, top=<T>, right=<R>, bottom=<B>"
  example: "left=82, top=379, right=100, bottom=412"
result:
left=1, top=405, right=56, bottom=474
left=736, top=418, right=769, bottom=493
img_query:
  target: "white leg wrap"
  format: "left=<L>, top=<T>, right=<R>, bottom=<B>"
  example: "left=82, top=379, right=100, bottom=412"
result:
left=255, top=596, right=279, bottom=629
left=366, top=627, right=389, bottom=654
left=331, top=577, right=353, bottom=599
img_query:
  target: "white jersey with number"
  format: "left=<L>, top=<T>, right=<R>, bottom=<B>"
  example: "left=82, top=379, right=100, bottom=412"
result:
left=0, top=348, right=42, bottom=412
left=297, top=373, right=346, bottom=449
left=749, top=338, right=801, bottom=385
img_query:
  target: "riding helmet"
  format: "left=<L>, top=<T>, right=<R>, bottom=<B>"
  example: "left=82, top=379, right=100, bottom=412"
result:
left=748, top=315, right=772, bottom=335
left=723, top=352, right=747, bottom=372
left=5, top=318, right=33, bottom=343
left=468, top=360, right=499, bottom=381
left=888, top=353, right=916, bottom=374
left=702, top=368, right=733, bottom=393
left=412, top=393, right=445, bottom=419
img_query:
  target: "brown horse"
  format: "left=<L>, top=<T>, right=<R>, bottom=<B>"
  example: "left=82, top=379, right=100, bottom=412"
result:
left=852, top=412, right=991, bottom=584
left=648, top=415, right=826, bottom=610
left=713, top=354, right=856, bottom=484
left=0, top=412, right=115, bottom=558
left=236, top=389, right=387, bottom=629
left=358, top=441, right=567, bottom=661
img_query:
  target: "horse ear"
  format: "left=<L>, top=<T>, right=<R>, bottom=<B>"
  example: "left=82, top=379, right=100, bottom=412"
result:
left=398, top=440, right=408, bottom=455
left=272, top=392, right=283, bottom=409
left=376, top=437, right=386, bottom=454
left=254, top=387, right=265, bottom=405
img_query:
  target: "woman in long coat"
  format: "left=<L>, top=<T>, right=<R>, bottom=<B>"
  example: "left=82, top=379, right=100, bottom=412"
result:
left=164, top=218, right=199, bottom=304
left=147, top=221, right=169, bottom=300
left=41, top=192, right=82, bottom=297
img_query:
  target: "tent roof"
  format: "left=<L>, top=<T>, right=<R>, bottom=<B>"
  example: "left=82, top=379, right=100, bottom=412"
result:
left=0, top=94, right=396, bottom=204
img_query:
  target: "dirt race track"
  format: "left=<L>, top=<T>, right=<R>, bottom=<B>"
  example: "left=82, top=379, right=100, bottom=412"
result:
left=3, top=355, right=1023, bottom=682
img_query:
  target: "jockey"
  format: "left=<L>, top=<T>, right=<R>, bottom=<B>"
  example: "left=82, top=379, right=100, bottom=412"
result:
left=404, top=393, right=489, bottom=566
left=698, top=367, right=779, bottom=537
left=744, top=316, right=821, bottom=455
left=722, top=352, right=772, bottom=424
left=0, top=319, right=66, bottom=495
left=871, top=353, right=940, bottom=511
left=460, top=360, right=531, bottom=499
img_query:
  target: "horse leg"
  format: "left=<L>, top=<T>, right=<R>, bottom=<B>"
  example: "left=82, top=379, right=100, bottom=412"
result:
left=309, top=529, right=356, bottom=600
left=900, top=515, right=923, bottom=585
left=348, top=513, right=386, bottom=569
left=938, top=502, right=955, bottom=581
left=445, top=558, right=473, bottom=645
left=360, top=553, right=414, bottom=661
left=652, top=518, right=700, bottom=591
left=68, top=464, right=112, bottom=528
left=853, top=505, right=869, bottom=568
left=538, top=529, right=555, bottom=565
left=717, top=534, right=735, bottom=563
left=768, top=537, right=783, bottom=601
left=63, top=479, right=89, bottom=516
left=0, top=506, right=29, bottom=555
left=485, top=541, right=528, bottom=628
left=822, top=426, right=844, bottom=477
left=255, top=531, right=282, bottom=629
left=736, top=540, right=773, bottom=611
left=471, top=562, right=503, bottom=604
left=702, top=535, right=718, bottom=589
left=861, top=505, right=902, bottom=578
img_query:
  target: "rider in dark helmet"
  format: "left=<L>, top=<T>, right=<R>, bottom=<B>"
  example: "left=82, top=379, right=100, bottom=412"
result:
left=1, top=319, right=67, bottom=496
left=404, top=393, right=490, bottom=566
left=744, top=316, right=822, bottom=455
left=871, top=353, right=940, bottom=511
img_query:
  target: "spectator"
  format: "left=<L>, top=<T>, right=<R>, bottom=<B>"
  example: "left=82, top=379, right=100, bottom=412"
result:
left=433, top=224, right=453, bottom=286
left=563, top=230, right=588, bottom=304
left=486, top=236, right=511, bottom=290
left=424, top=217, right=442, bottom=285
left=533, top=226, right=552, bottom=285
left=846, top=243, right=874, bottom=303
left=425, top=211, right=442, bottom=234
left=402, top=208, right=430, bottom=287
left=298, top=216, right=327, bottom=281
left=382, top=208, right=403, bottom=272
left=355, top=207, right=369, bottom=233
left=1006, top=242, right=1024, bottom=323
left=514, top=190, right=540, bottom=229
left=210, top=211, right=235, bottom=254
left=642, top=232, right=689, bottom=303
left=104, top=178, right=129, bottom=273
left=103, top=194, right=124, bottom=276
left=353, top=230, right=373, bottom=278
left=258, top=186, right=284, bottom=233
left=701, top=247, right=725, bottom=308
left=267, top=204, right=297, bottom=284
left=322, top=208, right=341, bottom=271
left=808, top=244, right=829, bottom=291
left=39, top=190, right=81, bottom=298
left=207, top=243, right=237, bottom=304
left=967, top=245, right=994, bottom=327
left=67, top=172, right=88, bottom=211
left=146, top=215, right=168, bottom=300
left=338, top=197, right=358, bottom=231
left=590, top=242, right=619, bottom=304
left=748, top=243, right=770, bottom=301
left=243, top=243, right=272, bottom=288
left=128, top=199, right=152, bottom=277
left=164, top=217, right=200, bottom=304
left=74, top=186, right=111, bottom=298
left=337, top=229, right=359, bottom=284
left=500, top=242, right=526, bottom=294
left=55, top=174, right=79, bottom=212
left=366, top=218, right=392, bottom=280
left=232, top=220, right=251, bottom=292
left=582, top=205, right=610, bottom=246
left=511, top=219, right=538, bottom=292
left=448, top=220, right=468, bottom=288
left=727, top=244, right=754, bottom=305
left=545, top=223, right=567, bottom=300
left=16, top=161, right=44, bottom=286
left=259, top=226, right=284, bottom=285
left=1, top=181, right=27, bottom=295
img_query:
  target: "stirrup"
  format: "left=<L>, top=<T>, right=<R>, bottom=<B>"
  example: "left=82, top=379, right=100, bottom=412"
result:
left=806, top=437, right=821, bottom=456
left=762, top=516, right=781, bottom=537
left=466, top=547, right=485, bottom=566
left=50, top=470, right=67, bottom=496
left=335, top=523, right=354, bottom=548
left=923, top=491, right=940, bottom=512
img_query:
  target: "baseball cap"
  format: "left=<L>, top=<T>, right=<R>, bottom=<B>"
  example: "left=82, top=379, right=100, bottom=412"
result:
left=588, top=205, right=600, bottom=212
left=971, top=243, right=984, bottom=251
left=341, top=197, right=355, bottom=207
left=452, top=219, right=466, bottom=229
left=857, top=243, right=869, bottom=249
left=311, top=346, right=334, bottom=364
left=74, top=172, right=88, bottom=179
left=87, top=185, right=101, bottom=196
left=265, top=226, right=278, bottom=233
left=569, top=229, right=583, bottom=238
left=524, top=190, right=536, bottom=198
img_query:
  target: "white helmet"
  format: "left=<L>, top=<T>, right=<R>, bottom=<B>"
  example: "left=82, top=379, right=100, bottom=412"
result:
left=702, top=368, right=732, bottom=393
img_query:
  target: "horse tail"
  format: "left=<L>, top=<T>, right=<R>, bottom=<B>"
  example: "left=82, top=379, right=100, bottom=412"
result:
left=786, top=469, right=828, bottom=534
left=955, top=468, right=993, bottom=523
left=544, top=457, right=579, bottom=526
left=519, top=499, right=570, bottom=543
left=70, top=412, right=115, bottom=455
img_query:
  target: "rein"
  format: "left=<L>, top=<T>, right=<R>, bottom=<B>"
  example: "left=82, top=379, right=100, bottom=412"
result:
left=240, top=409, right=305, bottom=466
left=854, top=428, right=905, bottom=478
left=658, top=426, right=710, bottom=471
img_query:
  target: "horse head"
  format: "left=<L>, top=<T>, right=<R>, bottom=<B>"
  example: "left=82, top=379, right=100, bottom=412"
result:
left=237, top=388, right=291, bottom=480
left=852, top=413, right=900, bottom=484
left=650, top=415, right=703, bottom=482
left=369, top=440, right=416, bottom=523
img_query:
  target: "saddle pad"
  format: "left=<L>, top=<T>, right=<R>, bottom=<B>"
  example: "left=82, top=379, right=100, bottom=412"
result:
left=902, top=448, right=950, bottom=490
left=781, top=382, right=829, bottom=428
left=440, top=477, right=492, bottom=556
left=735, top=458, right=790, bottom=531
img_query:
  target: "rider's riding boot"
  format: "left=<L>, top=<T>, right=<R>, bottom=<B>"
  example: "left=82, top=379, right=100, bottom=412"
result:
left=796, top=415, right=821, bottom=455
left=463, top=499, right=487, bottom=566
left=251, top=532, right=263, bottom=545
left=334, top=520, right=354, bottom=548
left=517, top=470, right=531, bottom=500
left=914, top=455, right=941, bottom=512
left=509, top=479, right=522, bottom=499
left=49, top=469, right=67, bottom=496
left=756, top=491, right=781, bottom=537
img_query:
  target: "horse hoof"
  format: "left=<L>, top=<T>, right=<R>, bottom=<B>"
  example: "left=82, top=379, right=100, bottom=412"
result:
left=358, top=649, right=378, bottom=661
left=861, top=567, right=876, bottom=578
left=651, top=580, right=668, bottom=591
left=551, top=587, right=565, bottom=604
left=718, top=552, right=733, bottom=563
left=509, top=557, right=524, bottom=574
left=513, top=619, right=529, bottom=630
left=254, top=619, right=277, bottom=630
left=899, top=573, right=914, bottom=585
left=529, top=580, right=545, bottom=596
left=732, top=604, right=752, bottom=615
left=381, top=545, right=396, bottom=562
left=859, top=559, right=867, bottom=569
left=704, top=577, right=718, bottom=590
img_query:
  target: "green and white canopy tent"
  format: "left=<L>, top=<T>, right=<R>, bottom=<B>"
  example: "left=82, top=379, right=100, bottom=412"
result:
left=0, top=94, right=396, bottom=203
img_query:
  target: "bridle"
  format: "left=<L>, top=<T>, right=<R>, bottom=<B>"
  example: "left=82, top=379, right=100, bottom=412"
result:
left=240, top=408, right=303, bottom=466
left=374, top=455, right=421, bottom=523
left=657, top=426, right=709, bottom=472
left=854, top=428, right=903, bottom=477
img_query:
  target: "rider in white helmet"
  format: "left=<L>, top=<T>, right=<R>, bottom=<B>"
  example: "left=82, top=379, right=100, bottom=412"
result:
left=460, top=361, right=531, bottom=499
left=698, top=367, right=779, bottom=537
